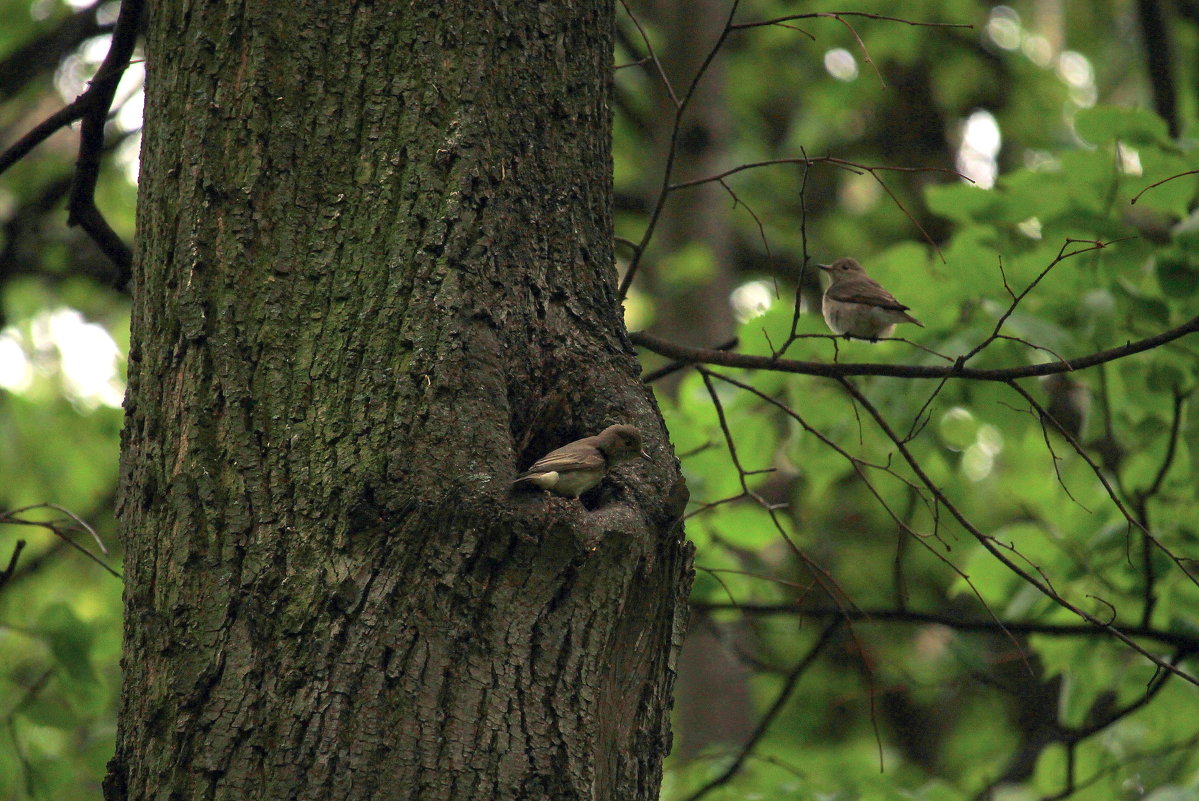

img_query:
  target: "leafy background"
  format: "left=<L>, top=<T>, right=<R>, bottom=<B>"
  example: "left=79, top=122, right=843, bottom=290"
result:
left=1, top=0, right=1197, bottom=798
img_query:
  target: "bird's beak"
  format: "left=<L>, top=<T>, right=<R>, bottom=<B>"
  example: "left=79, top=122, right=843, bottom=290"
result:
left=817, top=263, right=832, bottom=272
left=640, top=449, right=651, bottom=460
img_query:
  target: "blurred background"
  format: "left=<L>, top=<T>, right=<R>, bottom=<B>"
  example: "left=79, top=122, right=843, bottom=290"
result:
left=2, top=0, right=1197, bottom=798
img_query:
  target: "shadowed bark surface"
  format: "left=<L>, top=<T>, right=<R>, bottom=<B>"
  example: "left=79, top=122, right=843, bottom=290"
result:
left=106, top=3, right=692, bottom=799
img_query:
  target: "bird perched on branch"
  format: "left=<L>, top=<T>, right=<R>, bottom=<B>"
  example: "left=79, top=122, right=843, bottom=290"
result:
left=513, top=424, right=649, bottom=498
left=819, top=257, right=923, bottom=340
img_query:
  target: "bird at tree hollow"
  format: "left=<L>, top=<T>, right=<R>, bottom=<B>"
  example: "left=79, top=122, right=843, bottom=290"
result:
left=818, top=257, right=923, bottom=340
left=512, top=424, right=649, bottom=498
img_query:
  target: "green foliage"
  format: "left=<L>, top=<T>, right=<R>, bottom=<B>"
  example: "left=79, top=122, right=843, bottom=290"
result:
left=616, top=2, right=1199, bottom=798
left=0, top=1, right=132, bottom=796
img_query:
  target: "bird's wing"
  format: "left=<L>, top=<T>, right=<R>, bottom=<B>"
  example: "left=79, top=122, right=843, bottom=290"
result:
left=520, top=442, right=605, bottom=477
left=826, top=278, right=911, bottom=311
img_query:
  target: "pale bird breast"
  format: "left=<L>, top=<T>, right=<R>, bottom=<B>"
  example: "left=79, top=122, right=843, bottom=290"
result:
left=547, top=468, right=605, bottom=498
left=526, top=472, right=561, bottom=490
left=822, top=297, right=899, bottom=338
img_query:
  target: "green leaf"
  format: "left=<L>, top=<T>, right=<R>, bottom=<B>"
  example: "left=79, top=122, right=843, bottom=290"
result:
left=36, top=604, right=98, bottom=691
left=1074, top=106, right=1170, bottom=146
left=926, top=182, right=1004, bottom=224
left=736, top=302, right=804, bottom=358
left=1155, top=255, right=1199, bottom=298
left=706, top=503, right=784, bottom=550
left=658, top=242, right=716, bottom=289
left=1000, top=168, right=1075, bottom=221
left=18, top=693, right=79, bottom=729
left=1113, top=280, right=1170, bottom=325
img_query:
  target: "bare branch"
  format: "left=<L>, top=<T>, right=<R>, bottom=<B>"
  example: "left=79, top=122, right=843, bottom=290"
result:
left=0, top=0, right=144, bottom=286
left=730, top=11, right=973, bottom=32
left=1005, top=380, right=1199, bottom=594
left=616, top=0, right=678, bottom=106
left=868, top=167, right=945, bottom=261
left=640, top=337, right=738, bottom=384
left=630, top=314, right=1199, bottom=381
left=0, top=2, right=106, bottom=103
left=705, top=369, right=938, bottom=544
left=614, top=56, right=652, bottom=71
left=0, top=505, right=121, bottom=580
left=1131, top=387, right=1190, bottom=626
left=668, top=156, right=968, bottom=191
left=780, top=150, right=813, bottom=356
left=838, top=378, right=1199, bottom=687
left=689, top=603, right=1199, bottom=653
left=957, top=238, right=1131, bottom=367
left=615, top=8, right=972, bottom=298
left=1130, top=169, right=1199, bottom=204
left=65, top=0, right=145, bottom=286
left=1137, top=387, right=1188, bottom=504
left=677, top=621, right=842, bottom=801
left=0, top=541, right=26, bottom=592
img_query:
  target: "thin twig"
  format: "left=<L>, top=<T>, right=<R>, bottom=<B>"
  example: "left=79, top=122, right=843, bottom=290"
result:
left=730, top=11, right=973, bottom=32
left=0, top=506, right=121, bottom=580
left=840, top=378, right=1199, bottom=688
left=1006, top=380, right=1198, bottom=592
left=957, top=238, right=1131, bottom=367
left=618, top=0, right=743, bottom=299
left=0, top=541, right=26, bottom=592
left=1130, top=169, right=1199, bottom=204
left=616, top=0, right=678, bottom=106
left=677, top=621, right=841, bottom=801
left=668, top=156, right=969, bottom=191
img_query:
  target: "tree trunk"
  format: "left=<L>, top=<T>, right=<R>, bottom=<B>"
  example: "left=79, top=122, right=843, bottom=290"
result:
left=106, top=3, right=691, bottom=800
left=635, top=0, right=754, bottom=760
left=641, top=0, right=737, bottom=355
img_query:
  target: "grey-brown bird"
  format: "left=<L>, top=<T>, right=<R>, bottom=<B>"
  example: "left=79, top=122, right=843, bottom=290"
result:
left=513, top=424, right=649, bottom=498
left=819, top=257, right=923, bottom=340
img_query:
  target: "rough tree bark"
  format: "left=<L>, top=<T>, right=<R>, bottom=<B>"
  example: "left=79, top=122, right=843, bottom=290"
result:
left=106, top=3, right=692, bottom=800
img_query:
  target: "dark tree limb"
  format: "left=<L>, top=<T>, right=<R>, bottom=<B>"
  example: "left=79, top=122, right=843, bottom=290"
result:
left=0, top=0, right=144, bottom=288
left=65, top=0, right=145, bottom=288
left=631, top=314, right=1199, bottom=382
left=0, top=95, right=105, bottom=176
left=0, top=540, right=26, bottom=593
left=641, top=338, right=738, bottom=383
left=1136, top=0, right=1179, bottom=137
left=690, top=603, right=1199, bottom=653
left=0, top=128, right=139, bottom=297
